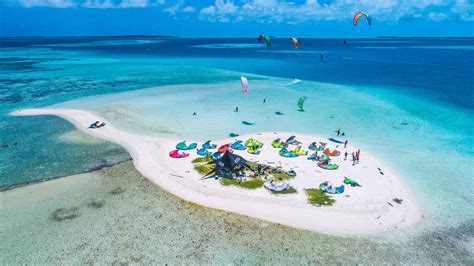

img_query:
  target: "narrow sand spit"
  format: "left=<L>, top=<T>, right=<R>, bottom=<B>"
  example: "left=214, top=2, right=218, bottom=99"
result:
left=11, top=108, right=421, bottom=236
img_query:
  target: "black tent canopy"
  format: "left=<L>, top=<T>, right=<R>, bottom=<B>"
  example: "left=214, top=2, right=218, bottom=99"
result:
left=202, top=150, right=253, bottom=180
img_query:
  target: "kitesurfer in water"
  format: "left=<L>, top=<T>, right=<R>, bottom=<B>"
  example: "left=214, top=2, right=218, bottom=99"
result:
left=234, top=107, right=239, bottom=112
left=320, top=53, right=324, bottom=60
left=192, top=112, right=196, bottom=116
left=263, top=98, right=266, bottom=104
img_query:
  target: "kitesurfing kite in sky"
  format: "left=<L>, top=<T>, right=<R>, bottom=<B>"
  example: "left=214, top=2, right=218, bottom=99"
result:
left=240, top=76, right=248, bottom=94
left=298, top=96, right=307, bottom=111
left=290, top=37, right=299, bottom=49
left=353, top=12, right=371, bottom=26
left=258, top=34, right=271, bottom=48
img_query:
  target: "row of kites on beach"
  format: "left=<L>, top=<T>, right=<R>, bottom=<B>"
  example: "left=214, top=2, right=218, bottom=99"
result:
left=240, top=76, right=308, bottom=111
left=258, top=12, right=371, bottom=49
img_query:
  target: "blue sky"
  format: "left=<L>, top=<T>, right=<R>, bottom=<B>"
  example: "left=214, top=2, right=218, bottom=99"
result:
left=1, top=0, right=473, bottom=37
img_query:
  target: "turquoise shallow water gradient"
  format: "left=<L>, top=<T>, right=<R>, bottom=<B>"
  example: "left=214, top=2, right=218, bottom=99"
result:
left=0, top=37, right=473, bottom=260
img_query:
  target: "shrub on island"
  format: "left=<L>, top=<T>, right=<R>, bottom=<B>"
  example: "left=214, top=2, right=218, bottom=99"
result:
left=270, top=186, right=297, bottom=194
left=305, top=188, right=335, bottom=206
left=220, top=177, right=264, bottom=189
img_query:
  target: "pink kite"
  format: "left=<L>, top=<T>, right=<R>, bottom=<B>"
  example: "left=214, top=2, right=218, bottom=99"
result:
left=240, top=76, right=248, bottom=94
left=169, top=150, right=189, bottom=159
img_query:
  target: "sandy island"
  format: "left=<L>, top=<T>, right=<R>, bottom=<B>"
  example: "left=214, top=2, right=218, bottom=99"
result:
left=11, top=108, right=421, bottom=236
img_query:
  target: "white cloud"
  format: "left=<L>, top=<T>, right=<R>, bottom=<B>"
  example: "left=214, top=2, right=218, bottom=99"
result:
left=183, top=5, right=194, bottom=13
left=118, top=0, right=150, bottom=8
left=9, top=0, right=166, bottom=8
left=163, top=1, right=197, bottom=15
left=200, top=5, right=215, bottom=15
left=15, top=0, right=75, bottom=8
left=82, top=0, right=114, bottom=9
left=199, top=0, right=238, bottom=22
left=451, top=0, right=474, bottom=21
left=428, top=12, right=448, bottom=21
left=6, top=0, right=474, bottom=23
left=198, top=0, right=474, bottom=23
left=163, top=0, right=183, bottom=14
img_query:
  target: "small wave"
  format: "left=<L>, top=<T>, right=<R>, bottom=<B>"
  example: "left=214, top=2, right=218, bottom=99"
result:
left=286, top=79, right=302, bottom=85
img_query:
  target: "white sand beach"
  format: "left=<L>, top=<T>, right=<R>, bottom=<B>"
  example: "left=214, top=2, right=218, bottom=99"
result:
left=11, top=108, right=421, bottom=236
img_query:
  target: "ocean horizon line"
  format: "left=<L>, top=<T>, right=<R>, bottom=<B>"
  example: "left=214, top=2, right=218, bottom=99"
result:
left=1, top=35, right=473, bottom=39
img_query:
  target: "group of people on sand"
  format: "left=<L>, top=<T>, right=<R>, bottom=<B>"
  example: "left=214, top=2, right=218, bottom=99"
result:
left=344, top=149, right=360, bottom=165
left=336, top=130, right=359, bottom=166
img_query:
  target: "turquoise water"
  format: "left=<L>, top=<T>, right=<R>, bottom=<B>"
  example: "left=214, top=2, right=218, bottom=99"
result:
left=0, top=37, right=473, bottom=261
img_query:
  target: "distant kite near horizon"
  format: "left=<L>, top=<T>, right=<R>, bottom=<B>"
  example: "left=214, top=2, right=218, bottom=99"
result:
left=353, top=12, right=371, bottom=26
left=240, top=76, right=248, bottom=94
left=258, top=34, right=271, bottom=48
left=290, top=37, right=299, bottom=49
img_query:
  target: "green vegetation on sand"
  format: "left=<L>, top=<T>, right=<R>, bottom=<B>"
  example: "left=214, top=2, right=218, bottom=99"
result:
left=246, top=161, right=259, bottom=169
left=192, top=156, right=214, bottom=175
left=220, top=177, right=264, bottom=189
left=191, top=156, right=212, bottom=163
left=194, top=164, right=213, bottom=175
left=272, top=172, right=293, bottom=180
left=305, top=188, right=335, bottom=206
left=270, top=186, right=297, bottom=194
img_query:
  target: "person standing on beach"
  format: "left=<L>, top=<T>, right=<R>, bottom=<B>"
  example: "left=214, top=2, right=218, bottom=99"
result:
left=352, top=152, right=356, bottom=166
left=356, top=149, right=360, bottom=164
left=344, top=151, right=348, bottom=160
left=344, top=140, right=348, bottom=148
